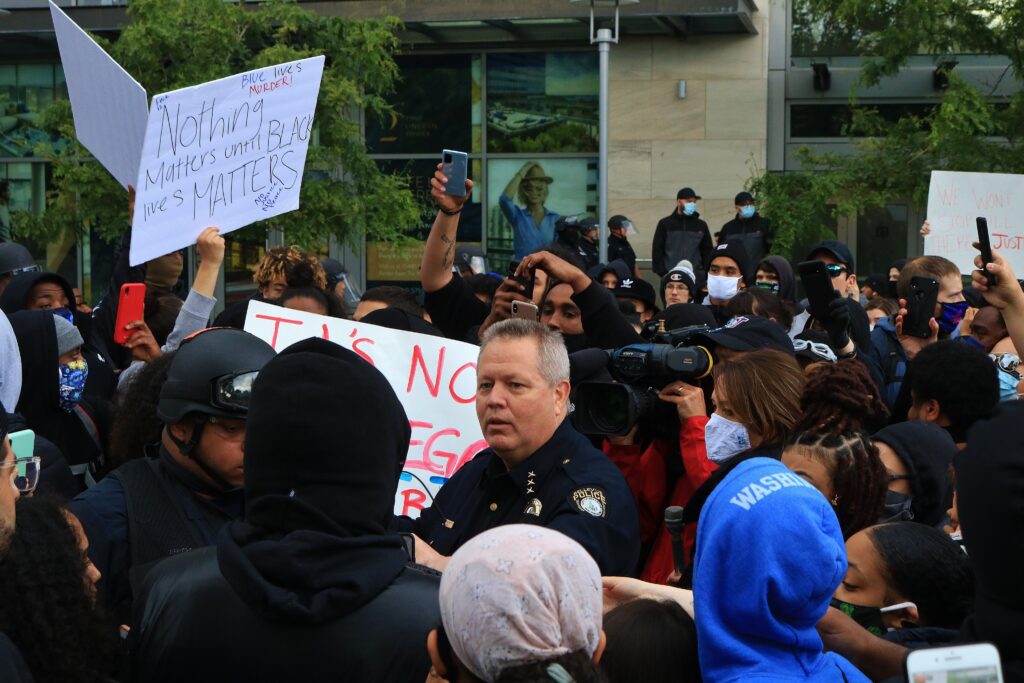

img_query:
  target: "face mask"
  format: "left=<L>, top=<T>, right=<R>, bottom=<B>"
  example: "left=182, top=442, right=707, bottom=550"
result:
left=937, top=301, right=970, bottom=334
left=704, top=413, right=751, bottom=463
left=58, top=359, right=88, bottom=412
left=997, top=367, right=1020, bottom=402
left=754, top=281, right=780, bottom=296
left=53, top=307, right=75, bottom=325
left=707, top=275, right=741, bottom=302
left=829, top=597, right=917, bottom=636
left=683, top=202, right=697, bottom=216
left=739, top=205, right=756, bottom=219
left=881, top=490, right=914, bottom=522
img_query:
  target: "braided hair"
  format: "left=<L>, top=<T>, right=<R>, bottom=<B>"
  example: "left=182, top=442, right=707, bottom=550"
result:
left=794, top=359, right=889, bottom=434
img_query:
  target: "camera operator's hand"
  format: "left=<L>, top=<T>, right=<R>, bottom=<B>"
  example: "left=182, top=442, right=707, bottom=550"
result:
left=478, top=278, right=532, bottom=337
left=659, top=382, right=706, bottom=421
left=821, top=294, right=851, bottom=351
left=429, top=163, right=473, bottom=215
left=517, top=250, right=590, bottom=295
left=895, top=297, right=939, bottom=360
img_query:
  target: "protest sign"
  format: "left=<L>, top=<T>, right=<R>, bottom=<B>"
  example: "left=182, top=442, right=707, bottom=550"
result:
left=925, top=171, right=1024, bottom=275
left=49, top=1, right=149, bottom=189
left=243, top=301, right=487, bottom=518
left=130, top=56, right=325, bottom=266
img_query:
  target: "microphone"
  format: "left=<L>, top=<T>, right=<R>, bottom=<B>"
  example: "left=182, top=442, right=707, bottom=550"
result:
left=664, top=506, right=686, bottom=578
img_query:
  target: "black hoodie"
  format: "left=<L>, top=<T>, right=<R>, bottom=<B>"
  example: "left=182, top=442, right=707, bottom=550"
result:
left=871, top=421, right=956, bottom=528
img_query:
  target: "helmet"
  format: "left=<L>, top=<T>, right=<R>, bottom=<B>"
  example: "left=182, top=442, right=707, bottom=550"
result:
left=0, top=243, right=39, bottom=278
left=454, top=245, right=487, bottom=275
left=320, top=258, right=346, bottom=288
left=157, top=328, right=277, bottom=424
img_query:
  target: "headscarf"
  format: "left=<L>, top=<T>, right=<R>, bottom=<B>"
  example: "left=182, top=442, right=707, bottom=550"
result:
left=439, top=525, right=603, bottom=683
left=0, top=310, right=20, bottom=412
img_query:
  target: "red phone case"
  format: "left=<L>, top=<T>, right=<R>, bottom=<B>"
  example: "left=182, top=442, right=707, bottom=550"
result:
left=114, top=283, right=147, bottom=345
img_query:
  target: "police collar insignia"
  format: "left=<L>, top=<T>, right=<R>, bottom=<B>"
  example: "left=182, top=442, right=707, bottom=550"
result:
left=570, top=487, right=607, bottom=517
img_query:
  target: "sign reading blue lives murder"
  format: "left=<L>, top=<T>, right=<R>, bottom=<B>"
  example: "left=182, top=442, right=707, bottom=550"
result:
left=129, top=56, right=325, bottom=266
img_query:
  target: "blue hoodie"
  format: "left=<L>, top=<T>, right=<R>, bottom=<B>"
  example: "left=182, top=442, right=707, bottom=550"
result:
left=694, top=458, right=870, bottom=683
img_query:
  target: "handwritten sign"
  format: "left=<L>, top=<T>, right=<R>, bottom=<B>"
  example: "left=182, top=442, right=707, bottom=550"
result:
left=925, top=171, right=1024, bottom=275
left=129, top=56, right=325, bottom=266
left=49, top=1, right=149, bottom=189
left=243, top=301, right=487, bottom=518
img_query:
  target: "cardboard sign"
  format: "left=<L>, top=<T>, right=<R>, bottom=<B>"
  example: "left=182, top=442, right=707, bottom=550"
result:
left=130, top=56, right=325, bottom=265
left=243, top=301, right=487, bottom=518
left=49, top=1, right=149, bottom=189
left=925, top=171, right=1024, bottom=275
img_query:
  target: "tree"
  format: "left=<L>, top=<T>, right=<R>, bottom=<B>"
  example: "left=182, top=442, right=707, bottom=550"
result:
left=750, top=0, right=1024, bottom=259
left=16, top=0, right=419, bottom=252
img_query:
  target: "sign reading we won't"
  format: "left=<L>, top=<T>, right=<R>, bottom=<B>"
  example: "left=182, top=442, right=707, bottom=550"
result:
left=129, top=57, right=325, bottom=266
left=243, top=301, right=488, bottom=519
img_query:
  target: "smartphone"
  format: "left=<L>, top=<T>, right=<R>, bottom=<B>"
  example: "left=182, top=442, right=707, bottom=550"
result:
left=510, top=300, right=539, bottom=321
left=904, top=276, right=940, bottom=338
left=507, top=260, right=535, bottom=301
left=977, top=217, right=997, bottom=286
left=8, top=430, right=34, bottom=461
left=442, top=149, right=468, bottom=197
left=905, top=643, right=1003, bottom=683
left=113, top=283, right=147, bottom=345
left=798, top=260, right=839, bottom=322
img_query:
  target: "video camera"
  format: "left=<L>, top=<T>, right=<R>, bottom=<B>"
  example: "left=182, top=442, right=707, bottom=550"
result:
left=571, top=324, right=714, bottom=436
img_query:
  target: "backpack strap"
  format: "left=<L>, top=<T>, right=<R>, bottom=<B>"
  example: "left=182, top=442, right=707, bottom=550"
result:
left=70, top=404, right=104, bottom=487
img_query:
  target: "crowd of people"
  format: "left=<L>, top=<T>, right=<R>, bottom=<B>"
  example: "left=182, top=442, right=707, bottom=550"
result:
left=0, top=164, right=1021, bottom=683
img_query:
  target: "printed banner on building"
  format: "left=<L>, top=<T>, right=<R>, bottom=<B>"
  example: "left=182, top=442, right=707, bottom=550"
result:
left=243, top=301, right=486, bottom=518
left=130, top=56, right=325, bottom=265
left=925, top=171, right=1024, bottom=275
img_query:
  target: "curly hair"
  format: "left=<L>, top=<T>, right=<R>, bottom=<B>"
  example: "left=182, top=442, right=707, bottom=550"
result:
left=0, top=497, right=118, bottom=682
left=106, top=351, right=176, bottom=467
left=868, top=522, right=974, bottom=629
left=785, top=430, right=888, bottom=538
left=794, top=359, right=889, bottom=434
left=252, top=246, right=327, bottom=290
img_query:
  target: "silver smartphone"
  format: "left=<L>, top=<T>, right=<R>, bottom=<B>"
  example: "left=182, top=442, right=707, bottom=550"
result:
left=510, top=300, right=539, bottom=321
left=905, top=643, right=1003, bottom=683
left=442, top=149, right=468, bottom=197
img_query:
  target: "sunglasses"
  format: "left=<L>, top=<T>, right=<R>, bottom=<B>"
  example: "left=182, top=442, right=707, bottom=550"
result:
left=824, top=264, right=848, bottom=278
left=989, top=353, right=1020, bottom=377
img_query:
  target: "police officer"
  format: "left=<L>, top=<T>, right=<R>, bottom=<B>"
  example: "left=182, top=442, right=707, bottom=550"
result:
left=607, top=214, right=641, bottom=279
left=68, top=328, right=276, bottom=617
left=403, top=319, right=640, bottom=576
left=555, top=215, right=600, bottom=271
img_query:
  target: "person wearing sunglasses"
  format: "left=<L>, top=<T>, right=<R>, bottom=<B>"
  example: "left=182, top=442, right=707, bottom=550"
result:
left=68, top=328, right=276, bottom=620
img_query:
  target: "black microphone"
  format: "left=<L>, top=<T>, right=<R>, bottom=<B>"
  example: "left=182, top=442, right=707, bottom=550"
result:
left=664, top=506, right=686, bottom=578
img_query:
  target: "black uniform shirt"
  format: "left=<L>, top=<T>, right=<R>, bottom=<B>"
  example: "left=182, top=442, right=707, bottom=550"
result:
left=407, top=419, right=640, bottom=575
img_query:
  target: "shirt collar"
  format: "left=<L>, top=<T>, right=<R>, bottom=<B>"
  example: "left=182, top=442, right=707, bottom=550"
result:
left=482, top=419, right=575, bottom=497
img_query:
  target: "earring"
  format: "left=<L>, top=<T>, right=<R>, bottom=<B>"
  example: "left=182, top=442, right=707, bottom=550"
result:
left=831, top=494, right=839, bottom=506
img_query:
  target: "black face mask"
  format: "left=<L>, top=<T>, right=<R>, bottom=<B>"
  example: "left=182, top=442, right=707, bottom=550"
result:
left=830, top=597, right=916, bottom=636
left=881, top=490, right=914, bottom=522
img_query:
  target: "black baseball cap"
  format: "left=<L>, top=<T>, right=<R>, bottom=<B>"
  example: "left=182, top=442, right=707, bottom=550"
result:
left=677, top=187, right=701, bottom=200
left=734, top=191, right=754, bottom=205
left=807, top=240, right=855, bottom=274
left=691, top=315, right=795, bottom=356
left=613, top=277, right=658, bottom=312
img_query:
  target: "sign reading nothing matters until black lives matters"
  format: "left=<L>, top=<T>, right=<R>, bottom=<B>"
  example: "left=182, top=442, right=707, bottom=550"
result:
left=129, top=56, right=325, bottom=266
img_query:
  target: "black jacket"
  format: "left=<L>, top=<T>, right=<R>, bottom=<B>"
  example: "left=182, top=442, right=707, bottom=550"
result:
left=719, top=213, right=772, bottom=266
left=607, top=234, right=637, bottom=273
left=131, top=545, right=441, bottom=683
left=651, top=211, right=712, bottom=277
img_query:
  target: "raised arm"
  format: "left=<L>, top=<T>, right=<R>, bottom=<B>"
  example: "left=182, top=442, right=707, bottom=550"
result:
left=421, top=164, right=473, bottom=294
left=972, top=244, right=1024, bottom=355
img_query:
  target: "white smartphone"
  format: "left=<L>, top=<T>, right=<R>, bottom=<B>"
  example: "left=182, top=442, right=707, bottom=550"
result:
left=905, top=643, right=1003, bottom=683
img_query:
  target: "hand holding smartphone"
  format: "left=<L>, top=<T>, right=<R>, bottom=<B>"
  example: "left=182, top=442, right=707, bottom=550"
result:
left=798, top=260, right=839, bottom=323
left=977, top=217, right=997, bottom=286
left=114, top=283, right=147, bottom=345
left=903, top=276, right=940, bottom=338
left=442, top=149, right=469, bottom=198
left=508, top=260, right=535, bottom=301
left=905, top=643, right=1003, bottom=682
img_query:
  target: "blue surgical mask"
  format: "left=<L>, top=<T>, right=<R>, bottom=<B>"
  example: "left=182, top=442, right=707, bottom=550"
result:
left=739, top=205, right=756, bottom=219
left=683, top=202, right=697, bottom=216
left=58, top=359, right=88, bottom=412
left=997, top=367, right=1020, bottom=402
left=937, top=301, right=970, bottom=334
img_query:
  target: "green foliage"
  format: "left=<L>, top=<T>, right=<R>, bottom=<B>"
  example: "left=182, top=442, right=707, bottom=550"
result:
left=23, top=0, right=418, bottom=251
left=752, top=0, right=1024, bottom=260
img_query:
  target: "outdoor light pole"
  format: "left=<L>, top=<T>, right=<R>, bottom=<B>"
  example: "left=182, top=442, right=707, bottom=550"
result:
left=571, top=0, right=638, bottom=264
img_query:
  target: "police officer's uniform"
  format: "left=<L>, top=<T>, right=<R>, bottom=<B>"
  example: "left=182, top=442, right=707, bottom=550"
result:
left=407, top=420, right=640, bottom=575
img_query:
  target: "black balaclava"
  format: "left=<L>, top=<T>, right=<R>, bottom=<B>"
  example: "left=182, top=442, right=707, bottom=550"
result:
left=217, top=338, right=412, bottom=624
left=955, top=403, right=1024, bottom=677
left=872, top=421, right=956, bottom=527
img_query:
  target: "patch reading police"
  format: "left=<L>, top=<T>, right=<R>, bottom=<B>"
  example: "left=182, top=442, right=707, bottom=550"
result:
left=570, top=487, right=607, bottom=518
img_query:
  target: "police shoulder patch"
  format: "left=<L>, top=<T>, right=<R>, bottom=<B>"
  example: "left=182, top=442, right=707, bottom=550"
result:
left=569, top=487, right=607, bottom=518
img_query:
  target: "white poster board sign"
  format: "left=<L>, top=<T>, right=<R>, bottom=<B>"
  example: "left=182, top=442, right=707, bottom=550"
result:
left=925, top=171, right=1024, bottom=275
left=130, top=56, right=325, bottom=266
left=243, top=301, right=487, bottom=518
left=49, top=1, right=149, bottom=189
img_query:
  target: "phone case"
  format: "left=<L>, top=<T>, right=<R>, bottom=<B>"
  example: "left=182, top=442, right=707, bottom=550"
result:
left=977, top=217, right=997, bottom=286
left=797, top=260, right=838, bottom=323
left=904, top=276, right=940, bottom=338
left=114, top=283, right=147, bottom=345
left=442, top=149, right=468, bottom=197
left=8, top=430, right=34, bottom=461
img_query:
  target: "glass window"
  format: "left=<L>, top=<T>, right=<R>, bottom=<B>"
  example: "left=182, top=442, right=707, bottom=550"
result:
left=1, top=64, right=58, bottom=158
left=366, top=54, right=481, bottom=155
left=224, top=228, right=269, bottom=305
left=790, top=103, right=937, bottom=138
left=486, top=52, right=598, bottom=153
left=857, top=204, right=909, bottom=279
left=486, top=158, right=597, bottom=264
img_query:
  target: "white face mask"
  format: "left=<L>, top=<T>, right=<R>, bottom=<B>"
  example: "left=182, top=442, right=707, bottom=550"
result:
left=707, top=274, right=741, bottom=302
left=704, top=413, right=751, bottom=463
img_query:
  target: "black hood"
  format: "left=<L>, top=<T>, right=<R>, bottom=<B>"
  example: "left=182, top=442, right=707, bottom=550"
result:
left=872, top=421, right=956, bottom=527
left=0, top=272, right=75, bottom=316
left=761, top=255, right=797, bottom=303
left=361, top=308, right=444, bottom=338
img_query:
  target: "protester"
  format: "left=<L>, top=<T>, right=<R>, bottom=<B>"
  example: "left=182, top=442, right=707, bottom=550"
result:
left=660, top=261, right=697, bottom=307
left=718, top=191, right=772, bottom=265
left=694, top=457, right=869, bottom=682
left=593, top=260, right=632, bottom=290
left=69, top=328, right=275, bottom=617
left=279, top=286, right=347, bottom=318
left=212, top=245, right=328, bottom=328
left=600, top=598, right=701, bottom=683
left=428, top=525, right=607, bottom=683
left=354, top=285, right=425, bottom=321
left=690, top=315, right=795, bottom=362
left=863, top=297, right=898, bottom=331
left=872, top=421, right=956, bottom=527
left=402, top=319, right=640, bottom=575
left=132, top=338, right=440, bottom=683
left=860, top=274, right=888, bottom=301
left=725, top=289, right=794, bottom=335
left=362, top=307, right=445, bottom=337
left=466, top=272, right=501, bottom=306
left=0, top=310, right=20, bottom=422
left=897, top=255, right=968, bottom=339
left=106, top=352, right=176, bottom=468
left=0, top=411, right=33, bottom=682
left=965, top=304, right=1007, bottom=351
left=612, top=277, right=658, bottom=325
left=607, top=215, right=641, bottom=278
left=652, top=187, right=712, bottom=281
left=0, top=242, right=38, bottom=297
left=754, top=255, right=808, bottom=337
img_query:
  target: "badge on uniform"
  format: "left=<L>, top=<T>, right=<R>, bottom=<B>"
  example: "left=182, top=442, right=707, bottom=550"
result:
left=570, top=487, right=607, bottom=518
left=524, top=498, right=543, bottom=516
